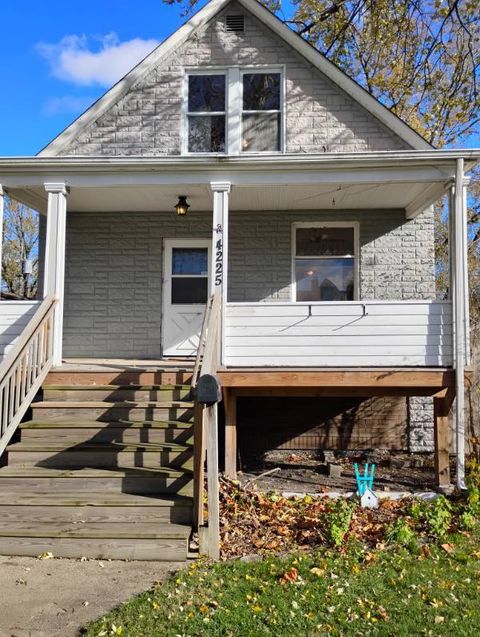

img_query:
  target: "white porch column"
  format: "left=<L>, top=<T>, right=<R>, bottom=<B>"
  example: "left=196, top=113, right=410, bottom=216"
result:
left=44, top=183, right=68, bottom=367
left=452, top=159, right=468, bottom=490
left=210, top=181, right=231, bottom=365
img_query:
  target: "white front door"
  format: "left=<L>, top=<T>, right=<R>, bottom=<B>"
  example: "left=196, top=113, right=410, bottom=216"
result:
left=162, top=239, right=211, bottom=356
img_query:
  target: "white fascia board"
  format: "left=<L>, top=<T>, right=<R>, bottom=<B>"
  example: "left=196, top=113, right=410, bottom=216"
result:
left=38, top=0, right=233, bottom=157
left=238, top=0, right=431, bottom=150
left=3, top=148, right=480, bottom=174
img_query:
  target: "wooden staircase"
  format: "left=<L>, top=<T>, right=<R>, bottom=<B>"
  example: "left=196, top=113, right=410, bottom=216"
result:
left=0, top=365, right=196, bottom=561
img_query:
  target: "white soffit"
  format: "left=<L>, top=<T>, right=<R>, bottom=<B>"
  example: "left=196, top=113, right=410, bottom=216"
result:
left=38, top=0, right=431, bottom=157
left=12, top=181, right=447, bottom=217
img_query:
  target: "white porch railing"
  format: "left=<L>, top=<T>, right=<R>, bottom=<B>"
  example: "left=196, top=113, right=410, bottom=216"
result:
left=224, top=300, right=453, bottom=367
left=0, top=296, right=56, bottom=456
left=0, top=301, right=41, bottom=361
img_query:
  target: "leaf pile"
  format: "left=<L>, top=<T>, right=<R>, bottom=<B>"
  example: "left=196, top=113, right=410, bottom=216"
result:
left=219, top=477, right=408, bottom=559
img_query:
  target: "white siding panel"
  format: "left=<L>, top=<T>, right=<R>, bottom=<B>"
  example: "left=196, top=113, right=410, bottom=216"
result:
left=0, top=301, right=41, bottom=360
left=224, top=301, right=453, bottom=367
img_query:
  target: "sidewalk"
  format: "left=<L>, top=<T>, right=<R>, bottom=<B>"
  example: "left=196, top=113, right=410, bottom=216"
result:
left=0, top=555, right=183, bottom=637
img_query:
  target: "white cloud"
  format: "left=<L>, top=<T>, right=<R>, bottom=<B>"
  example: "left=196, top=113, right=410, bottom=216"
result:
left=37, top=33, right=159, bottom=87
left=43, top=95, right=95, bottom=116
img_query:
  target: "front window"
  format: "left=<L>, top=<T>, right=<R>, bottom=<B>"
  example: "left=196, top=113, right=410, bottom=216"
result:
left=294, top=225, right=356, bottom=302
left=186, top=68, right=283, bottom=154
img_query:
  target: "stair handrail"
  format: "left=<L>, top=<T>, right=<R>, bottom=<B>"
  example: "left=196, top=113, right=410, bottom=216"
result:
left=192, top=294, right=214, bottom=390
left=0, top=295, right=57, bottom=456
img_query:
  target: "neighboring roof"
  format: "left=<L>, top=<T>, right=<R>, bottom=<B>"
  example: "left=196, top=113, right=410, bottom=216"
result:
left=39, top=0, right=432, bottom=156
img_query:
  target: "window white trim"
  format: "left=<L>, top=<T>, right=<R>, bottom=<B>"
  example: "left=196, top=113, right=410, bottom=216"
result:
left=291, top=221, right=360, bottom=302
left=182, top=69, right=228, bottom=156
left=183, top=65, right=285, bottom=156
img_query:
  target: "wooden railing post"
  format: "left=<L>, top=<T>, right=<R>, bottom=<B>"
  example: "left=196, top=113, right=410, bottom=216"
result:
left=191, top=293, right=222, bottom=558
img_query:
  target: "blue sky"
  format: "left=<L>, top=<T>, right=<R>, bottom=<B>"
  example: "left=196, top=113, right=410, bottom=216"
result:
left=0, top=1, right=476, bottom=156
left=0, top=1, right=204, bottom=156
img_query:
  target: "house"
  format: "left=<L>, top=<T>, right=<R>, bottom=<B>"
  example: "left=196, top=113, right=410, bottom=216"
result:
left=0, top=0, right=477, bottom=560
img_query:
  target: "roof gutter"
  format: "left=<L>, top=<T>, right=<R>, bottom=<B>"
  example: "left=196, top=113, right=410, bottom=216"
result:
left=0, top=149, right=479, bottom=175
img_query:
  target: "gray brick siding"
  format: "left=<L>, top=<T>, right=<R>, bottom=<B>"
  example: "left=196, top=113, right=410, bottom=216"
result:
left=59, top=3, right=409, bottom=156
left=64, top=208, right=434, bottom=342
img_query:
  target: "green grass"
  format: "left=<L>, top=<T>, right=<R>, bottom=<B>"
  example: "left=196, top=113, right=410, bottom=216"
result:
left=85, top=530, right=480, bottom=637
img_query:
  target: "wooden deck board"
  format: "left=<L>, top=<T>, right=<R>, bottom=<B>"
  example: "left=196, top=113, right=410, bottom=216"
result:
left=217, top=367, right=466, bottom=391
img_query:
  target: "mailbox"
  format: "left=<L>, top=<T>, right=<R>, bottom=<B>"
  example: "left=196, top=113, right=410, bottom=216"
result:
left=196, top=374, right=222, bottom=406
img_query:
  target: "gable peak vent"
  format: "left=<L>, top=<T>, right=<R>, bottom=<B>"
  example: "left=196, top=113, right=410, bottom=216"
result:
left=226, top=14, right=245, bottom=33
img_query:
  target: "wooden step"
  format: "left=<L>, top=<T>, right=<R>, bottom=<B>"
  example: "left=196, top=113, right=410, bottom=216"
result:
left=19, top=420, right=194, bottom=445
left=31, top=401, right=195, bottom=423
left=0, top=521, right=190, bottom=560
left=0, top=467, right=194, bottom=496
left=6, top=441, right=194, bottom=470
left=0, top=492, right=192, bottom=524
left=43, top=385, right=193, bottom=402
left=46, top=369, right=193, bottom=386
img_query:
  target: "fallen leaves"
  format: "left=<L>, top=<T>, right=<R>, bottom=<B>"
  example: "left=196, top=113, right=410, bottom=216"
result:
left=37, top=551, right=54, bottom=560
left=441, top=543, right=455, bottom=554
left=279, top=567, right=299, bottom=585
left=219, top=476, right=411, bottom=559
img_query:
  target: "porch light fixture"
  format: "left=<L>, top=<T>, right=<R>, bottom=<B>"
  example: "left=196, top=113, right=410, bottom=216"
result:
left=175, top=195, right=190, bottom=216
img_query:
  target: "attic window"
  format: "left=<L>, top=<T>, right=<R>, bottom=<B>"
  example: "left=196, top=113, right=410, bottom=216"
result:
left=226, top=14, right=244, bottom=32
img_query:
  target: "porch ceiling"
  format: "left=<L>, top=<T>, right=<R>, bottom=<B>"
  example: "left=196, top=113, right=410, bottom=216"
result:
left=41, top=181, right=443, bottom=215
left=1, top=149, right=479, bottom=218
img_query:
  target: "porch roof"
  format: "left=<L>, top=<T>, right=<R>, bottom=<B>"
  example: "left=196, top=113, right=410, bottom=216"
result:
left=1, top=149, right=479, bottom=218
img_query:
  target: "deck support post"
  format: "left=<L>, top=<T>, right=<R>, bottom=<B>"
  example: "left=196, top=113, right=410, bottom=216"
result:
left=44, top=183, right=68, bottom=367
left=205, top=403, right=220, bottom=560
left=224, top=388, right=237, bottom=479
left=434, top=390, right=454, bottom=489
left=452, top=160, right=468, bottom=490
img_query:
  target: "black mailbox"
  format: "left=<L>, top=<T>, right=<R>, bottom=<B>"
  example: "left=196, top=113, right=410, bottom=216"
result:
left=196, top=374, right=222, bottom=406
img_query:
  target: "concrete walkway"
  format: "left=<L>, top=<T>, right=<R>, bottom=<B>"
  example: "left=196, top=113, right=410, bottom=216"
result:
left=0, top=555, right=184, bottom=637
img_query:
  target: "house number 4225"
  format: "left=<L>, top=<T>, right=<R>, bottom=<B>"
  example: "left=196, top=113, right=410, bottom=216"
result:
left=215, top=226, right=223, bottom=287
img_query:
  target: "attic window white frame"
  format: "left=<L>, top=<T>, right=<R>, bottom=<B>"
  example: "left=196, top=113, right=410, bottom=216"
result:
left=183, top=66, right=285, bottom=155
left=291, top=221, right=360, bottom=302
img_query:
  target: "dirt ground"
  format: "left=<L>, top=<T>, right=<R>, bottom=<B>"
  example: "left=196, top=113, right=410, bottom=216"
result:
left=237, top=450, right=442, bottom=493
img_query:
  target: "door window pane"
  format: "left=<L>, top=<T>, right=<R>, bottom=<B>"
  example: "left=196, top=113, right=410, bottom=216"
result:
left=296, top=227, right=355, bottom=257
left=171, top=278, right=208, bottom=304
left=243, top=73, right=280, bottom=110
left=188, top=115, right=225, bottom=153
left=172, top=248, right=208, bottom=275
left=242, top=113, right=280, bottom=152
left=188, top=75, right=225, bottom=112
left=295, top=258, right=354, bottom=301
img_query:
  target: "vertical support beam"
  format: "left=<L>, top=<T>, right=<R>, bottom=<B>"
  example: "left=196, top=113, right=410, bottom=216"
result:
left=206, top=403, right=220, bottom=560
left=0, top=185, right=4, bottom=292
left=452, top=159, right=467, bottom=490
left=463, top=184, right=471, bottom=366
left=224, top=388, right=237, bottom=479
left=44, top=183, right=68, bottom=368
left=210, top=181, right=230, bottom=366
left=434, top=395, right=451, bottom=489
left=193, top=402, right=205, bottom=529
left=36, top=213, right=47, bottom=300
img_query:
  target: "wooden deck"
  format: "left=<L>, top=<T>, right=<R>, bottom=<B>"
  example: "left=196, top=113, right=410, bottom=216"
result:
left=218, top=367, right=471, bottom=489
